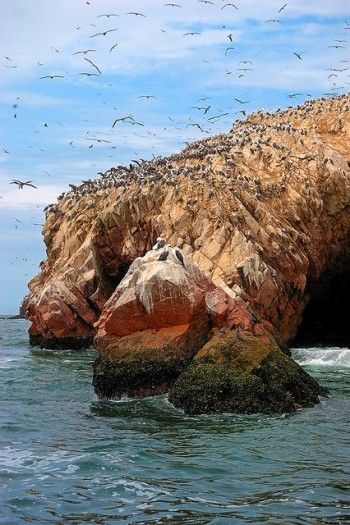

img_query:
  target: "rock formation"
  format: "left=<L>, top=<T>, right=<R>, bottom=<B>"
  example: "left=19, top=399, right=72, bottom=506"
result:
left=25, top=93, right=350, bottom=413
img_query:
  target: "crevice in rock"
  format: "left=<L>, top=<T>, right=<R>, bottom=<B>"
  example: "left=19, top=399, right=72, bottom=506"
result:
left=291, top=271, right=350, bottom=347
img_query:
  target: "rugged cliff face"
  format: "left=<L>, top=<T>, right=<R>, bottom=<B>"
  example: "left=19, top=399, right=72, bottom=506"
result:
left=24, top=94, right=350, bottom=413
left=27, top=93, right=350, bottom=349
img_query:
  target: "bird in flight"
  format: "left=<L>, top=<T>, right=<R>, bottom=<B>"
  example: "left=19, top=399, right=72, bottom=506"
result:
left=109, top=43, right=118, bottom=52
left=265, top=19, right=283, bottom=23
left=10, top=180, right=37, bottom=189
left=278, top=3, right=287, bottom=12
left=293, top=52, right=302, bottom=59
left=90, top=29, right=118, bottom=38
left=221, top=3, right=238, bottom=9
left=72, top=49, right=96, bottom=55
left=164, top=3, right=182, bottom=6
left=84, top=57, right=101, bottom=74
left=127, top=12, right=147, bottom=17
left=138, top=95, right=158, bottom=99
left=234, top=97, right=249, bottom=104
left=112, top=115, right=143, bottom=127
left=183, top=32, right=201, bottom=36
left=40, top=75, right=64, bottom=79
left=97, top=13, right=119, bottom=18
left=185, top=123, right=208, bottom=133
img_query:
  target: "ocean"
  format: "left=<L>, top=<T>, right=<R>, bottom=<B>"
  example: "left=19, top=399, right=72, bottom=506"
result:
left=0, top=318, right=349, bottom=525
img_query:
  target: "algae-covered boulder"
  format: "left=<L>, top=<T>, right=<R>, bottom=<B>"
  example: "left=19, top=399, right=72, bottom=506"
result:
left=169, top=332, right=328, bottom=415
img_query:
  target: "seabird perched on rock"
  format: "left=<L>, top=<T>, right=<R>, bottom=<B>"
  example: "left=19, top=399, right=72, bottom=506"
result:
left=158, top=250, right=169, bottom=261
left=153, top=237, right=166, bottom=250
left=173, top=247, right=185, bottom=267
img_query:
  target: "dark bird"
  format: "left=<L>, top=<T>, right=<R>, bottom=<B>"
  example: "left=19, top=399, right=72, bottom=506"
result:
left=154, top=237, right=166, bottom=249
left=185, top=123, right=208, bottom=133
left=164, top=3, right=182, bottom=6
left=236, top=329, right=244, bottom=341
left=109, top=43, right=119, bottom=52
left=221, top=3, right=238, bottom=9
left=225, top=47, right=235, bottom=55
left=239, top=60, right=253, bottom=65
left=293, top=52, right=302, bottom=59
left=97, top=13, right=119, bottom=18
left=10, top=179, right=37, bottom=189
left=79, top=72, right=99, bottom=76
left=328, top=45, right=345, bottom=49
left=234, top=97, right=249, bottom=104
left=87, top=138, right=111, bottom=143
left=72, top=49, right=96, bottom=55
left=264, top=19, right=283, bottom=23
left=138, top=95, right=158, bottom=99
left=84, top=57, right=101, bottom=74
left=112, top=115, right=144, bottom=127
left=90, top=29, right=118, bottom=38
left=278, top=3, right=287, bottom=12
left=227, top=33, right=234, bottom=42
left=183, top=32, right=201, bottom=36
left=40, top=75, right=64, bottom=79
left=127, top=12, right=147, bottom=17
left=198, top=0, right=215, bottom=3
left=158, top=250, right=169, bottom=261
left=174, top=248, right=185, bottom=266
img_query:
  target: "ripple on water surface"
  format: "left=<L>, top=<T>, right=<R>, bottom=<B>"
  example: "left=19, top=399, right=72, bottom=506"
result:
left=0, top=320, right=349, bottom=524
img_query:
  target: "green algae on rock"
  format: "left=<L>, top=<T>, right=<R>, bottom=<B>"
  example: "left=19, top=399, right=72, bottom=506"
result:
left=169, top=332, right=328, bottom=415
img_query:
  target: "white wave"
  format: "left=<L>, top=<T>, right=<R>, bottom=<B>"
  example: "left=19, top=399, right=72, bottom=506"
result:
left=291, top=347, right=350, bottom=367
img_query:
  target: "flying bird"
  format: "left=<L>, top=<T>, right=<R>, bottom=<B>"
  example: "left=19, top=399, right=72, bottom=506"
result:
left=234, top=97, right=249, bottom=104
left=293, top=52, right=302, bottom=59
left=112, top=115, right=143, bottom=128
left=72, top=49, right=96, bottom=55
left=183, top=32, right=201, bottom=36
left=164, top=3, right=182, bottom=6
left=127, top=12, right=147, bottom=17
left=221, top=3, right=238, bottom=9
left=97, top=13, right=119, bottom=18
left=84, top=57, right=101, bottom=74
left=225, top=47, right=235, bottom=55
left=278, top=3, right=287, bottom=12
left=90, top=29, right=118, bottom=37
left=109, top=43, right=118, bottom=52
left=185, top=123, right=208, bottom=133
left=264, top=19, right=283, bottom=23
left=10, top=180, right=37, bottom=189
left=40, top=75, right=64, bottom=79
left=138, top=95, right=158, bottom=99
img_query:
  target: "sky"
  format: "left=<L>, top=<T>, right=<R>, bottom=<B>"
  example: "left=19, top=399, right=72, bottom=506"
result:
left=0, top=0, right=349, bottom=314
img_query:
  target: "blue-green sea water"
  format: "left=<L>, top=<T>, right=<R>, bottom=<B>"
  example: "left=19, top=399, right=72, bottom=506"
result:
left=0, top=318, right=349, bottom=525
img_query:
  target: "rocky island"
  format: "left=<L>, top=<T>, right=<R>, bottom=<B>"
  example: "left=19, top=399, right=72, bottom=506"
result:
left=25, top=94, right=350, bottom=414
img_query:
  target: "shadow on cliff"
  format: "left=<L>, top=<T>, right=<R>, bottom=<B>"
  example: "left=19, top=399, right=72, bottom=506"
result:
left=292, top=271, right=350, bottom=347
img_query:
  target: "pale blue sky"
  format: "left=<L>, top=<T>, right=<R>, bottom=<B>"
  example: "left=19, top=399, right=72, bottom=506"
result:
left=1, top=0, right=349, bottom=313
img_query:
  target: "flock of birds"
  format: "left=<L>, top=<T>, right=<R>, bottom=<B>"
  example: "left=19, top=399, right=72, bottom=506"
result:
left=4, top=3, right=350, bottom=213
left=41, top=93, right=349, bottom=226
